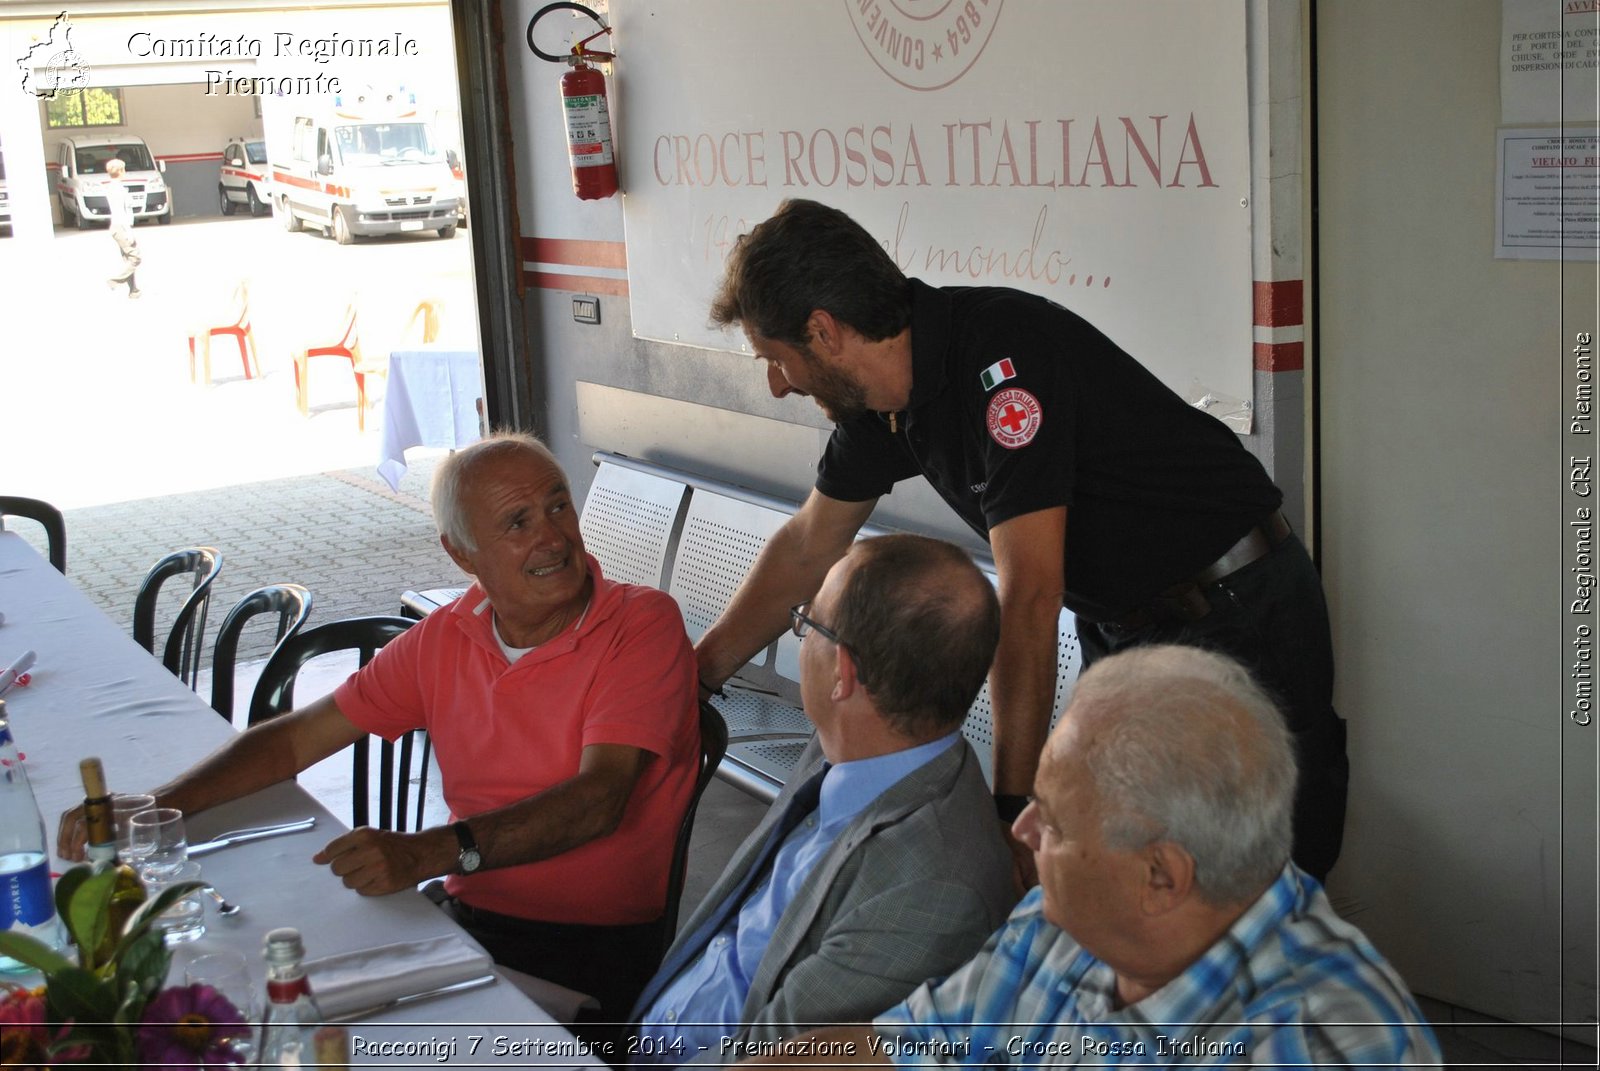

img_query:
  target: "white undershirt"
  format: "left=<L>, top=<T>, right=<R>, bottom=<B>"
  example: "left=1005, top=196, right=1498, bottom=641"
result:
left=491, top=601, right=590, bottom=664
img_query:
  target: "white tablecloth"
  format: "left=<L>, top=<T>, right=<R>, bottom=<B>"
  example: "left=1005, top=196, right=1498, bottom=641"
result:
left=377, top=349, right=485, bottom=491
left=0, top=533, right=602, bottom=1068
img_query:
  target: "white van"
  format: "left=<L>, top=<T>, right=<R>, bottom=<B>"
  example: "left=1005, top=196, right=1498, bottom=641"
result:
left=268, top=88, right=461, bottom=244
left=55, top=135, right=172, bottom=228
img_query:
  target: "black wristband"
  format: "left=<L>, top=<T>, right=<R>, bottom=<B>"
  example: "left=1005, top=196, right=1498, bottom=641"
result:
left=698, top=679, right=725, bottom=699
left=993, top=794, right=1030, bottom=822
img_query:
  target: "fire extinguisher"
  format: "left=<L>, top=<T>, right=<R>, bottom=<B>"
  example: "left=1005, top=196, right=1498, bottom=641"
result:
left=528, top=2, right=618, bottom=201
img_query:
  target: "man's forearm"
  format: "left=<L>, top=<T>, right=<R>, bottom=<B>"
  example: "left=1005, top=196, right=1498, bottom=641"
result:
left=696, top=504, right=863, bottom=689
left=988, top=589, right=1062, bottom=798
left=152, top=715, right=305, bottom=816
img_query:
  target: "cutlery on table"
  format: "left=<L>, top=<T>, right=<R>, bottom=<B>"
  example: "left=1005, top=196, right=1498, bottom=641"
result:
left=188, top=817, right=317, bottom=857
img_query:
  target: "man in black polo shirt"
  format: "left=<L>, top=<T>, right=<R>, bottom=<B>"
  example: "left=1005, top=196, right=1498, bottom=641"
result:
left=694, top=198, right=1346, bottom=882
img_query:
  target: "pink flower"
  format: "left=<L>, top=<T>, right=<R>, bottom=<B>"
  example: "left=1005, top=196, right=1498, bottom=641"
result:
left=0, top=986, right=54, bottom=1069
left=136, top=984, right=248, bottom=1068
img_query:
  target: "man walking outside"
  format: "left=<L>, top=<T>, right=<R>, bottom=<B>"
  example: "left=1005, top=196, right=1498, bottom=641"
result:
left=104, top=158, right=141, bottom=299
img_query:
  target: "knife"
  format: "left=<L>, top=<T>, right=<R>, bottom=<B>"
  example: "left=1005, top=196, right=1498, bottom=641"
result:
left=328, top=973, right=498, bottom=1022
left=188, top=817, right=317, bottom=857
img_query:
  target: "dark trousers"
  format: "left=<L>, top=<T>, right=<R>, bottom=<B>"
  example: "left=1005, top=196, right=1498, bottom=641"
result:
left=1078, top=534, right=1349, bottom=881
left=427, top=884, right=667, bottom=1036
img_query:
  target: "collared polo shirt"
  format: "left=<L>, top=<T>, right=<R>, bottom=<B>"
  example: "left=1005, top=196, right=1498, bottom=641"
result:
left=334, top=555, right=699, bottom=925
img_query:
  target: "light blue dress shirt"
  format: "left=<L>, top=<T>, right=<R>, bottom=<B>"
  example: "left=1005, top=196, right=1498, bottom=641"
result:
left=636, top=731, right=963, bottom=1066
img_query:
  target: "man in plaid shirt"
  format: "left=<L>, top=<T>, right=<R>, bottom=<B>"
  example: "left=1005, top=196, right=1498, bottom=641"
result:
left=741, top=646, right=1440, bottom=1068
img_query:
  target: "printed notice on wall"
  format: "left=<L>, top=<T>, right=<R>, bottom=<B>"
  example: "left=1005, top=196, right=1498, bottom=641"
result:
left=1502, top=0, right=1600, bottom=124
left=1496, top=127, right=1600, bottom=259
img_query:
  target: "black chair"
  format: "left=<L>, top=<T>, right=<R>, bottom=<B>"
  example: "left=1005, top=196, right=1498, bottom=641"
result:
left=247, top=615, right=432, bottom=833
left=0, top=496, right=66, bottom=574
left=133, top=547, right=225, bottom=687
left=209, top=584, right=314, bottom=723
left=657, top=700, right=730, bottom=957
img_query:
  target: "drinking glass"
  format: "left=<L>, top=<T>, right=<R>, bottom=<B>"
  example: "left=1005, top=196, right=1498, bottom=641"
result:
left=144, top=859, right=205, bottom=943
left=110, top=793, right=156, bottom=858
left=186, top=949, right=258, bottom=1059
left=128, top=807, right=186, bottom=878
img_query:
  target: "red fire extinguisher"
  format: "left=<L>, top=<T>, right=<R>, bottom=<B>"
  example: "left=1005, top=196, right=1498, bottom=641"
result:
left=530, top=3, right=619, bottom=201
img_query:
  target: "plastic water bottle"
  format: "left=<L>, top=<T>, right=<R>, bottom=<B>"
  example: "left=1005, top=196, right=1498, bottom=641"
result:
left=0, top=700, right=67, bottom=971
left=255, top=927, right=348, bottom=1068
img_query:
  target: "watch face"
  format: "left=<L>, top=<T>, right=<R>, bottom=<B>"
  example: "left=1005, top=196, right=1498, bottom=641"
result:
left=460, top=848, right=482, bottom=874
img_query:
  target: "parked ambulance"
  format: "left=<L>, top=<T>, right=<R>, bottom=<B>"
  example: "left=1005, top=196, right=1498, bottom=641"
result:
left=55, top=135, right=172, bottom=228
left=267, top=86, right=462, bottom=245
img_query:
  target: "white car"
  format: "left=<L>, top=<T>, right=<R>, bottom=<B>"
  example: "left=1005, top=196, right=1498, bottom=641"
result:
left=219, top=139, right=270, bottom=217
left=56, top=135, right=171, bottom=228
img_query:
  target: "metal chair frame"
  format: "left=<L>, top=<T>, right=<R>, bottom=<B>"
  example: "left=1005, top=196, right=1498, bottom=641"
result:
left=657, top=701, right=729, bottom=957
left=132, top=547, right=225, bottom=688
left=0, top=496, right=66, bottom=574
left=247, top=615, right=431, bottom=833
left=209, top=584, right=314, bottom=723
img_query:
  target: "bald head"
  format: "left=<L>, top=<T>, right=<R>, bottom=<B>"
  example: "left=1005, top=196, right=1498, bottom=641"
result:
left=1049, top=645, right=1296, bottom=905
left=432, top=431, right=563, bottom=552
left=829, top=534, right=1000, bottom=739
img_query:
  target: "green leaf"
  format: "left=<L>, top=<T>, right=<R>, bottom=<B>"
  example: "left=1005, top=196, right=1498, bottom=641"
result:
left=114, top=928, right=170, bottom=1001
left=43, top=965, right=119, bottom=1023
left=0, top=930, right=73, bottom=974
left=64, top=868, right=118, bottom=966
left=112, top=879, right=204, bottom=961
left=52, top=865, right=90, bottom=925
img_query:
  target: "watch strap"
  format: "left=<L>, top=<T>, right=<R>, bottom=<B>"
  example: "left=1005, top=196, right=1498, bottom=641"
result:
left=452, top=819, right=478, bottom=854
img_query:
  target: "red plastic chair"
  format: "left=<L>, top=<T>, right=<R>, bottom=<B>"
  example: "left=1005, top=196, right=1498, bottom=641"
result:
left=294, top=301, right=382, bottom=430
left=187, top=281, right=260, bottom=385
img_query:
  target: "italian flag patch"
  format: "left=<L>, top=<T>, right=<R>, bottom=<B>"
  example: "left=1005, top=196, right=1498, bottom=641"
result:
left=979, top=358, right=1016, bottom=391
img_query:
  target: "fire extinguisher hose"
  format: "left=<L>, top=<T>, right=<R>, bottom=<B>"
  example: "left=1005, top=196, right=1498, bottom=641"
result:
left=527, top=2, right=614, bottom=64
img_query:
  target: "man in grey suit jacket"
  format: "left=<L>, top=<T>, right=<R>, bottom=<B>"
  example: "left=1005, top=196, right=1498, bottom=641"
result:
left=629, top=534, right=1017, bottom=1065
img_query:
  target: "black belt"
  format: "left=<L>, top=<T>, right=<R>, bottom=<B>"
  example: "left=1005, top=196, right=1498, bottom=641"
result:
left=1103, top=511, right=1293, bottom=633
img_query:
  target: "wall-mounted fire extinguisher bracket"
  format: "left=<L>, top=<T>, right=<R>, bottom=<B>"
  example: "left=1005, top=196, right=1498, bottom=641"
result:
left=528, top=2, right=620, bottom=201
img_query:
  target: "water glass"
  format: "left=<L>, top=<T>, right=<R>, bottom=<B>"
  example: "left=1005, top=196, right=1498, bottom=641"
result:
left=110, top=793, right=156, bottom=858
left=144, top=860, right=205, bottom=944
left=128, top=807, right=187, bottom=878
left=186, top=950, right=258, bottom=1059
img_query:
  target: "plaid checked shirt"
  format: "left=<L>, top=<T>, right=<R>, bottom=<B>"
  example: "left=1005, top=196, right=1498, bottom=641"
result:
left=873, top=864, right=1441, bottom=1068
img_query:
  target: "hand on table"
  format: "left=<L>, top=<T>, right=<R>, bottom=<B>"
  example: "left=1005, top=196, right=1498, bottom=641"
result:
left=313, top=827, right=453, bottom=896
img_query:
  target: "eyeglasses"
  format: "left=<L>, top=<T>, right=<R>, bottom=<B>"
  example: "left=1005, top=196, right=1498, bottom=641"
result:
left=789, top=602, right=844, bottom=645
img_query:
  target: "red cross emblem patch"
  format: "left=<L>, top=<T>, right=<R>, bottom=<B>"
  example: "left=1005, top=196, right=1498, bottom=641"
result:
left=986, top=388, right=1042, bottom=449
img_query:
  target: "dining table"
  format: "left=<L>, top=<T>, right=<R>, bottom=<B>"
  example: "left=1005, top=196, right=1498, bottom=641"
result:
left=0, top=531, right=606, bottom=1068
left=376, top=347, right=486, bottom=492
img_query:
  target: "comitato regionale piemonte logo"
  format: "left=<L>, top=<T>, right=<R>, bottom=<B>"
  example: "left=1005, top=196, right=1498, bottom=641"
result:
left=846, top=0, right=1004, bottom=91
left=18, top=11, right=89, bottom=100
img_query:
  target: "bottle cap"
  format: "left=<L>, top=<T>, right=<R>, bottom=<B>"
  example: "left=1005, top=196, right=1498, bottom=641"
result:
left=263, top=926, right=305, bottom=965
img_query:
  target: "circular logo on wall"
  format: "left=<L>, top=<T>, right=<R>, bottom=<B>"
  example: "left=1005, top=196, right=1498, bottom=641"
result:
left=986, top=388, right=1042, bottom=449
left=845, top=0, right=1005, bottom=92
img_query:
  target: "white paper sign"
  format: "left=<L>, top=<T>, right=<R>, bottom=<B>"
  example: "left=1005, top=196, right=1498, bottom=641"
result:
left=1502, top=0, right=1600, bottom=124
left=1495, top=127, right=1600, bottom=259
left=612, top=0, right=1254, bottom=402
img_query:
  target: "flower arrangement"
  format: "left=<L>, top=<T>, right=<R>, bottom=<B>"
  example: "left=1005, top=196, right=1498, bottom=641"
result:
left=0, top=864, right=247, bottom=1067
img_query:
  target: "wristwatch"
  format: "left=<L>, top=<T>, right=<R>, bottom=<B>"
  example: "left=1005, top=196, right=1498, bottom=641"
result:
left=452, top=820, right=482, bottom=874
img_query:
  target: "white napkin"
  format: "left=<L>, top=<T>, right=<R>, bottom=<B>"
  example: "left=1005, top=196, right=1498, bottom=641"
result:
left=304, top=934, right=494, bottom=1018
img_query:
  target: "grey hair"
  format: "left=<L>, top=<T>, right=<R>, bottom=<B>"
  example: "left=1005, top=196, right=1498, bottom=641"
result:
left=1063, top=644, right=1297, bottom=905
left=430, top=430, right=562, bottom=552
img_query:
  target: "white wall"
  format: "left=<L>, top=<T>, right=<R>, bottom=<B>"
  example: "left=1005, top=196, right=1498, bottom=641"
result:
left=1318, top=0, right=1596, bottom=1026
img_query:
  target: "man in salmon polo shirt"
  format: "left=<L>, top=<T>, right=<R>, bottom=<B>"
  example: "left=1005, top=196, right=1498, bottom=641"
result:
left=59, top=432, right=700, bottom=1022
